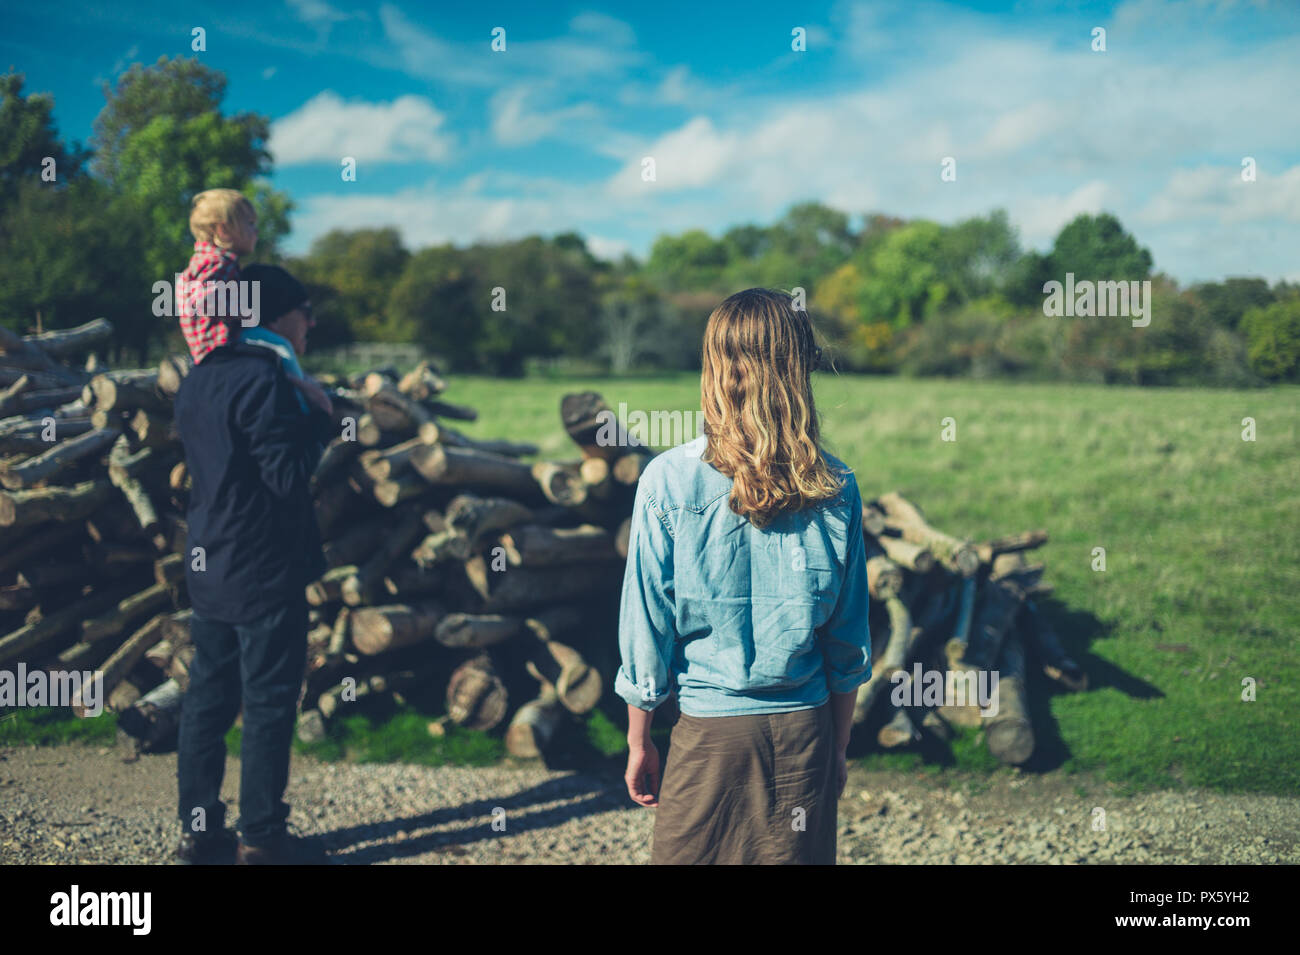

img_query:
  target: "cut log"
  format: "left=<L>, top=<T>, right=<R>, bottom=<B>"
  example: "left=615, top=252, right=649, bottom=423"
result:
left=529, top=639, right=602, bottom=714
left=80, top=582, right=172, bottom=643
left=876, top=492, right=981, bottom=577
left=73, top=613, right=168, bottom=716
left=19, top=560, right=94, bottom=589
left=311, top=437, right=361, bottom=492
left=958, top=577, right=1026, bottom=671
left=505, top=688, right=565, bottom=759
left=0, top=420, right=95, bottom=456
left=612, top=451, right=652, bottom=486
left=412, top=528, right=471, bottom=567
left=0, top=521, right=84, bottom=576
left=382, top=563, right=442, bottom=599
left=498, top=523, right=616, bottom=567
left=865, top=537, right=904, bottom=600
left=341, top=508, right=427, bottom=605
left=522, top=606, right=584, bottom=644
left=444, top=494, right=533, bottom=547
left=444, top=653, right=508, bottom=730
left=876, top=707, right=922, bottom=748
left=0, top=427, right=120, bottom=490
left=322, top=520, right=387, bottom=568
left=116, top=677, right=182, bottom=752
left=433, top=612, right=523, bottom=649
left=852, top=595, right=914, bottom=724
left=862, top=504, right=887, bottom=537
left=305, top=565, right=357, bottom=606
left=350, top=600, right=446, bottom=655
left=462, top=557, right=620, bottom=613
left=875, top=535, right=935, bottom=574
left=23, top=318, right=113, bottom=359
left=983, top=627, right=1034, bottom=765
left=80, top=541, right=156, bottom=573
left=128, top=409, right=176, bottom=449
left=974, top=530, right=1049, bottom=566
left=561, top=392, right=646, bottom=461
left=397, top=361, right=447, bottom=400
left=0, top=381, right=85, bottom=418
left=531, top=461, right=588, bottom=506
left=0, top=324, right=90, bottom=385
left=0, top=584, right=134, bottom=667
left=410, top=444, right=541, bottom=501
left=156, top=354, right=192, bottom=398
left=0, top=479, right=113, bottom=529
left=89, top=372, right=169, bottom=414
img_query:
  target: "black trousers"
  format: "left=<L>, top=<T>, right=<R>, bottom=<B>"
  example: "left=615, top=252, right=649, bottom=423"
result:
left=176, top=594, right=307, bottom=847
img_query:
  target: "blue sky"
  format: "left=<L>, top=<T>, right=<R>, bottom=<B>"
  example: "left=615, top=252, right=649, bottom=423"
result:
left=4, top=0, right=1299, bottom=283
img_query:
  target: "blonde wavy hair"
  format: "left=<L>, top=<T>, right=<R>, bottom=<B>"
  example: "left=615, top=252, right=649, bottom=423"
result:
left=700, top=288, right=847, bottom=528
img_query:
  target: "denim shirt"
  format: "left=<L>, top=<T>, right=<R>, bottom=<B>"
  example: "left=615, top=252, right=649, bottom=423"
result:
left=615, top=434, right=871, bottom=717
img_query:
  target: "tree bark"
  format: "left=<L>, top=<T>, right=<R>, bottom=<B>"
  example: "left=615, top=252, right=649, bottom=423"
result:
left=350, top=600, right=446, bottom=655
left=445, top=653, right=508, bottom=731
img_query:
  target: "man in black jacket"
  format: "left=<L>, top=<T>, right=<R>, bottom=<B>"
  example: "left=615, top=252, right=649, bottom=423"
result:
left=172, top=266, right=334, bottom=865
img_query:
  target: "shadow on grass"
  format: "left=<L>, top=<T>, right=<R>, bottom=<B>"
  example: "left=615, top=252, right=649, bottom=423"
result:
left=849, top=591, right=1159, bottom=776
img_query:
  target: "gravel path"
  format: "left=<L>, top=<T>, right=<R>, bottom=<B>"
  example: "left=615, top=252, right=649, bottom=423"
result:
left=2, top=744, right=1296, bottom=864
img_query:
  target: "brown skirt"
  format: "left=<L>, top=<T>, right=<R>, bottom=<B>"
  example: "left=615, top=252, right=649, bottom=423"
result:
left=650, top=703, right=838, bottom=865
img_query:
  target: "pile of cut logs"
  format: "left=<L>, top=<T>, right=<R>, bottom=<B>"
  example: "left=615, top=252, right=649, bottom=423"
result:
left=855, top=492, right=1085, bottom=764
left=1, top=318, right=1085, bottom=767
left=0, top=318, right=649, bottom=760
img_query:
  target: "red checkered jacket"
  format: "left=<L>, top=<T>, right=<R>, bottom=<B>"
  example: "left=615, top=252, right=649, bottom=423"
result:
left=177, top=242, right=242, bottom=364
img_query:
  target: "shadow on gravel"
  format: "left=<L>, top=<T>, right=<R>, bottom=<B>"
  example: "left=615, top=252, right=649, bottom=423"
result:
left=317, top=774, right=634, bottom=864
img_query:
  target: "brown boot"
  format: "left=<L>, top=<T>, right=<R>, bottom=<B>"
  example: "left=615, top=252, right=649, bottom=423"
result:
left=175, top=828, right=237, bottom=865
left=235, top=832, right=329, bottom=865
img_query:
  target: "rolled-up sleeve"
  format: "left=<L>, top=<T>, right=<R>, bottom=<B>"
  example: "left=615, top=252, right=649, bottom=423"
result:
left=821, top=476, right=872, bottom=693
left=614, top=480, right=677, bottom=711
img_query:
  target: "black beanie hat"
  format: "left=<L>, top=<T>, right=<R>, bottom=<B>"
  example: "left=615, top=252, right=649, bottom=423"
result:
left=240, top=264, right=309, bottom=328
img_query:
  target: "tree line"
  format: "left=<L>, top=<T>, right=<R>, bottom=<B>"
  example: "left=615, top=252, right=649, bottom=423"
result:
left=2, top=58, right=1297, bottom=385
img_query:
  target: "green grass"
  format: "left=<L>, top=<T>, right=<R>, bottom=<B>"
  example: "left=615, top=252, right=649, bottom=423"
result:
left=446, top=372, right=1300, bottom=795
left=0, top=706, right=119, bottom=745
left=7, top=373, right=1297, bottom=794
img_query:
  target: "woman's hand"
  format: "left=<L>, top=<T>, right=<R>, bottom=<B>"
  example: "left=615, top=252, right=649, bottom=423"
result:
left=625, top=741, right=661, bottom=808
left=291, top=376, right=333, bottom=417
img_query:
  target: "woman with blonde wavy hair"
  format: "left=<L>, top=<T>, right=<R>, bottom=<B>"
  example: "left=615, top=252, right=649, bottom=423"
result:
left=615, top=287, right=871, bottom=865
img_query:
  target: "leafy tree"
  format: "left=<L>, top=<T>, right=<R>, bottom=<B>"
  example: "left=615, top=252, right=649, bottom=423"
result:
left=0, top=73, right=88, bottom=206
left=1190, top=278, right=1274, bottom=330
left=0, top=178, right=150, bottom=356
left=858, top=221, right=949, bottom=328
left=1046, top=213, right=1152, bottom=283
left=1240, top=298, right=1300, bottom=381
left=645, top=229, right=730, bottom=290
left=291, top=228, right=411, bottom=344
left=92, top=56, right=291, bottom=286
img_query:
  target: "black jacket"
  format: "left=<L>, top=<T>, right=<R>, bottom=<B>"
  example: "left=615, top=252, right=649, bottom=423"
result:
left=174, top=343, right=330, bottom=624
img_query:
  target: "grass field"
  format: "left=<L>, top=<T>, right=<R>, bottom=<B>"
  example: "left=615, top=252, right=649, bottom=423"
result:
left=446, top=372, right=1300, bottom=794
left=5, top=373, right=1296, bottom=794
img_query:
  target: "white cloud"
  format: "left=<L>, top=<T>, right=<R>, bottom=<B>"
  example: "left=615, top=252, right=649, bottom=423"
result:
left=270, top=91, right=453, bottom=165
left=1138, top=163, right=1300, bottom=225
left=287, top=0, right=348, bottom=31
left=490, top=86, right=599, bottom=147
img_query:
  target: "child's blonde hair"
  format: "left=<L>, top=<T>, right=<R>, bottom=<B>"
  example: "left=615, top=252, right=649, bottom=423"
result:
left=189, top=189, right=256, bottom=247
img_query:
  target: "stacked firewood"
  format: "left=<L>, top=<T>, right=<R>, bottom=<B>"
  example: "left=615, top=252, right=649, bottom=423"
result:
left=854, top=492, right=1085, bottom=765
left=2, top=318, right=1084, bottom=768
left=0, top=318, right=649, bottom=760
